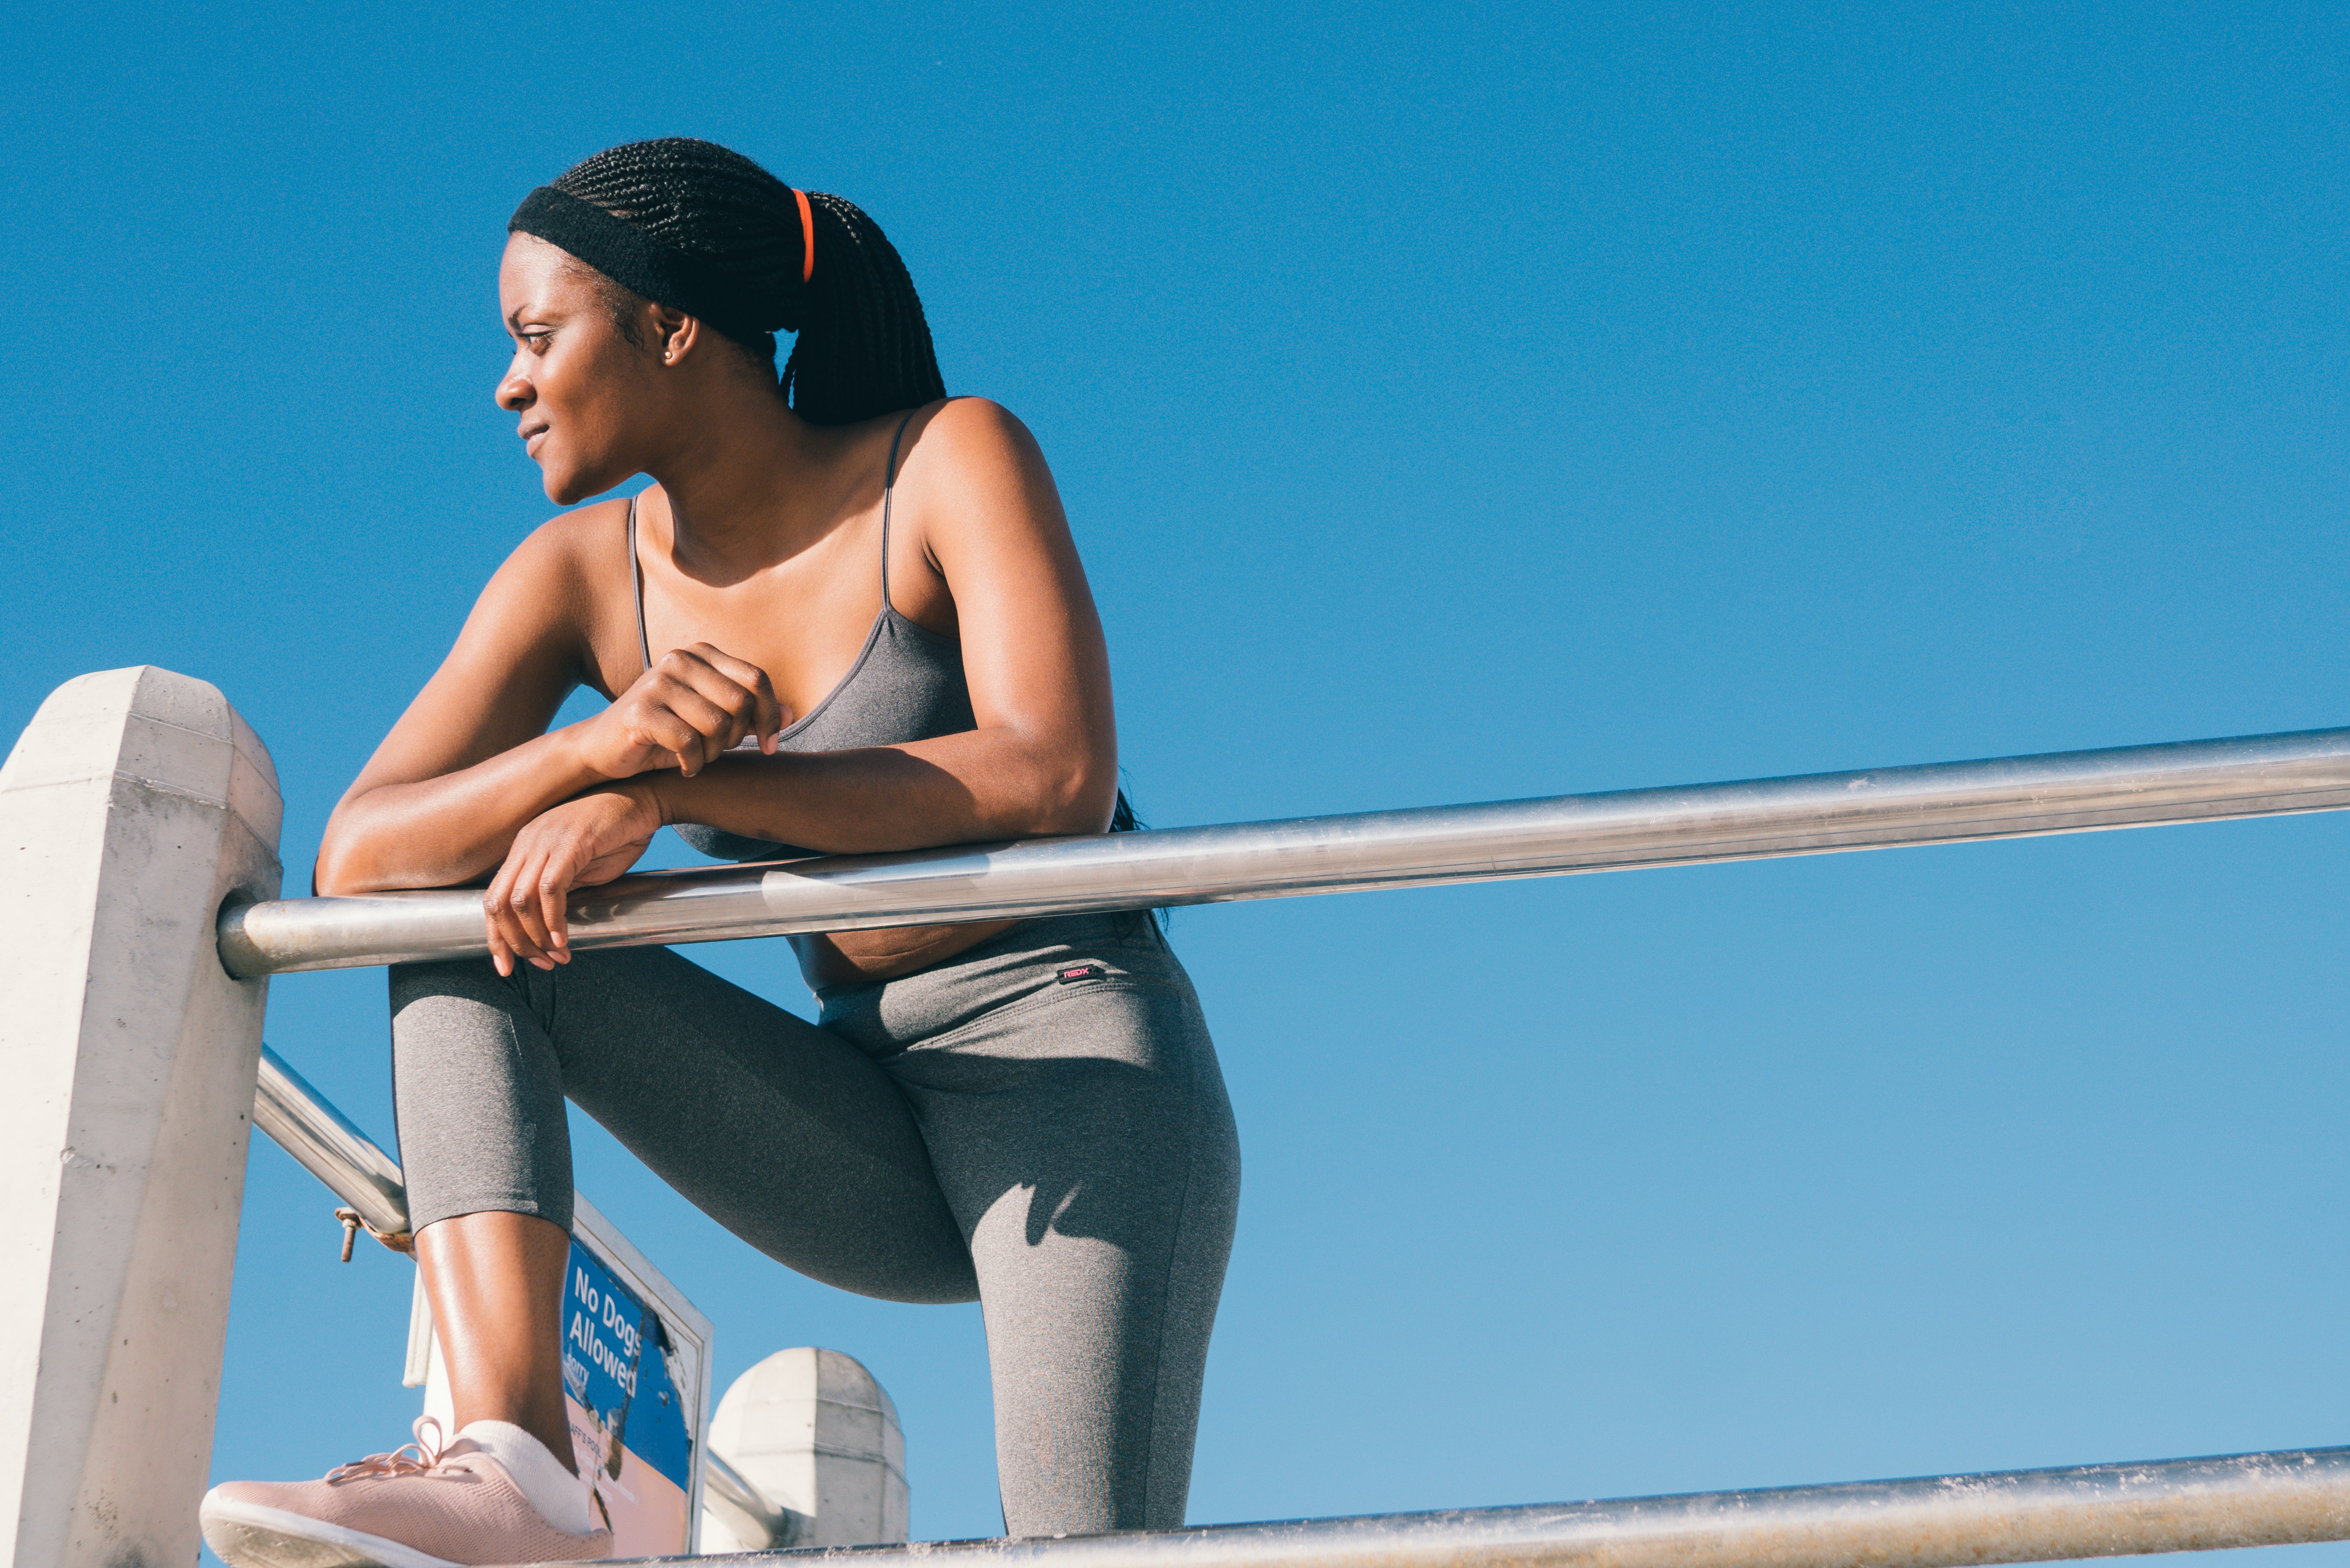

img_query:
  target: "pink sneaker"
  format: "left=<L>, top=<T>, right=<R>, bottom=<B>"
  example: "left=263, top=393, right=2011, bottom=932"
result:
left=199, top=1417, right=613, bottom=1567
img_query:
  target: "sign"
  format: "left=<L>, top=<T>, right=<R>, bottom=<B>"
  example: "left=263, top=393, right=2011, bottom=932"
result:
left=406, top=1194, right=713, bottom=1557
left=562, top=1237, right=694, bottom=1552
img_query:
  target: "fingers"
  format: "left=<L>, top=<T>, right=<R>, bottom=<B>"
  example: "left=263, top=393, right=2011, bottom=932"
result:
left=482, top=862, right=536, bottom=975
left=665, top=646, right=768, bottom=763
left=483, top=865, right=554, bottom=974
left=482, top=854, right=519, bottom=975
left=534, top=861, right=571, bottom=956
left=482, top=791, right=659, bottom=975
left=507, top=857, right=560, bottom=959
left=483, top=833, right=581, bottom=974
left=588, top=642, right=786, bottom=781
left=648, top=683, right=738, bottom=775
left=630, top=647, right=783, bottom=769
left=685, top=644, right=787, bottom=752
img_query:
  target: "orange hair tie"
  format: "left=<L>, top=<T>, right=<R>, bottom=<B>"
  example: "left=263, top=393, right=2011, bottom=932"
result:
left=792, top=187, right=815, bottom=285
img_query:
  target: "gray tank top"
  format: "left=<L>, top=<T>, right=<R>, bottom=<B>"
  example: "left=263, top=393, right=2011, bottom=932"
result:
left=631, top=409, right=977, bottom=862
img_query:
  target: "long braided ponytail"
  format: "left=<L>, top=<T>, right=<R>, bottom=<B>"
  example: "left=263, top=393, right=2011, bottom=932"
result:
left=529, top=138, right=945, bottom=425
left=786, top=191, right=945, bottom=423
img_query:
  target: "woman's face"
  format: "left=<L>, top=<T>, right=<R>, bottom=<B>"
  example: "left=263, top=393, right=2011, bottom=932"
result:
left=496, top=233, right=659, bottom=504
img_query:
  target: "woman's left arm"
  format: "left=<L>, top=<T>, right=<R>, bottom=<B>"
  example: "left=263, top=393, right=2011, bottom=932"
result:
left=663, top=399, right=1119, bottom=846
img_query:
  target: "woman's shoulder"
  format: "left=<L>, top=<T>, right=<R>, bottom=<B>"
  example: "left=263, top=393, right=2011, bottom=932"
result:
left=522, top=493, right=633, bottom=558
left=890, top=398, right=1051, bottom=505
left=459, top=498, right=637, bottom=658
left=486, top=496, right=633, bottom=593
left=900, top=396, right=1037, bottom=458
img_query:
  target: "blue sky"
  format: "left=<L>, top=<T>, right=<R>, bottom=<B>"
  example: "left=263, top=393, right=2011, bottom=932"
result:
left=5, top=0, right=2350, bottom=1558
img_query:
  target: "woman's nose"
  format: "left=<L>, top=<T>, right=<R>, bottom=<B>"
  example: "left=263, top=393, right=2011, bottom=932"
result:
left=496, top=366, right=532, bottom=412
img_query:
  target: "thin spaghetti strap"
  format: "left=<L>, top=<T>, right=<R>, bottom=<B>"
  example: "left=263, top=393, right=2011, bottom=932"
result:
left=878, top=408, right=920, bottom=613
left=628, top=494, right=653, bottom=674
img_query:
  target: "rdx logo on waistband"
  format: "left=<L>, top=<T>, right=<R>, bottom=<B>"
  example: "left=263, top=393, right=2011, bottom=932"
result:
left=1057, top=963, right=1108, bottom=984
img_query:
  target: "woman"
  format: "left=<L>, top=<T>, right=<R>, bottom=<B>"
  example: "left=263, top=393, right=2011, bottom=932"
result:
left=200, top=138, right=1240, bottom=1568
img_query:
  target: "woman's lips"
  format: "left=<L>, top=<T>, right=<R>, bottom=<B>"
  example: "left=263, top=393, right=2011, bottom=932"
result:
left=522, top=426, right=548, bottom=456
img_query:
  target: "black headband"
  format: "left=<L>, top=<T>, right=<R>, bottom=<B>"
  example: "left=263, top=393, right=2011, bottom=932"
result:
left=507, top=185, right=808, bottom=341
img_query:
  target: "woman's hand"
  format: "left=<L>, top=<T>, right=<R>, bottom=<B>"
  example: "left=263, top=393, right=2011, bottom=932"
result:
left=575, top=644, right=788, bottom=780
left=483, top=782, right=665, bottom=975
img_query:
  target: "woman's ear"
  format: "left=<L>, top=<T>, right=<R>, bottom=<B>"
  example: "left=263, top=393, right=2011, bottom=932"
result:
left=649, top=304, right=700, bottom=365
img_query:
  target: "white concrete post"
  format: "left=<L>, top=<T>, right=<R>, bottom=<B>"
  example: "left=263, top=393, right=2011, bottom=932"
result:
left=0, top=668, right=282, bottom=1568
left=704, top=1348, right=909, bottom=1550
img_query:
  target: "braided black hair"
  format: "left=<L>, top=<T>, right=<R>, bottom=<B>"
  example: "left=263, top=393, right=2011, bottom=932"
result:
left=545, top=138, right=945, bottom=426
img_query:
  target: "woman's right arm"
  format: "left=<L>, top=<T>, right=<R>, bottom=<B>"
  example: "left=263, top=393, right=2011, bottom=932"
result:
left=314, top=509, right=783, bottom=895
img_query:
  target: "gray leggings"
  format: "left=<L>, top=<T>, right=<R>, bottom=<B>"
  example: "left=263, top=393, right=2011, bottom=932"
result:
left=387, top=914, right=1240, bottom=1537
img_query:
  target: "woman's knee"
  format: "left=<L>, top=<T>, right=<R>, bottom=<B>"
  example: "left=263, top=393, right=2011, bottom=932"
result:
left=387, top=960, right=568, bottom=1150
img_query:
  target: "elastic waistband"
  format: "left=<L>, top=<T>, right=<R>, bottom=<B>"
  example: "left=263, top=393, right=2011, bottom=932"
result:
left=815, top=912, right=1182, bottom=1057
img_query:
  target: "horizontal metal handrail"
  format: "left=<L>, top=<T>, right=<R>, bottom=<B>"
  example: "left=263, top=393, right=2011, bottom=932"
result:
left=252, top=1045, right=409, bottom=1237
left=218, top=726, right=2350, bottom=977
left=633, top=1446, right=2350, bottom=1567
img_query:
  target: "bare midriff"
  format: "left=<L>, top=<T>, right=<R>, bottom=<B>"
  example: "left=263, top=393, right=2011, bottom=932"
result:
left=793, top=918, right=1024, bottom=989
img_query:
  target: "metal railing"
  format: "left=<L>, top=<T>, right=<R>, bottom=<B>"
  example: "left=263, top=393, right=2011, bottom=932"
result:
left=253, top=1045, right=409, bottom=1239
left=633, top=1446, right=2350, bottom=1567
left=219, top=726, right=2350, bottom=977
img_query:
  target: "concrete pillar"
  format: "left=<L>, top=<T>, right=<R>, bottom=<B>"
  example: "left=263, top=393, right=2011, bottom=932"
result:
left=0, top=668, right=282, bottom=1568
left=703, top=1348, right=909, bottom=1550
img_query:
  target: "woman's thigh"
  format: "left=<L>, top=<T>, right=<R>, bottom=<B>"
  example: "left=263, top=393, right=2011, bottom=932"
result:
left=390, top=946, right=977, bottom=1304
left=879, top=968, right=1242, bottom=1533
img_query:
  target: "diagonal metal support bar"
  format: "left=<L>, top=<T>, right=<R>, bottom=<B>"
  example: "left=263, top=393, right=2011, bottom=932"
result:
left=618, top=1447, right=2350, bottom=1567
left=251, top=1045, right=407, bottom=1239
left=218, top=726, right=2350, bottom=976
